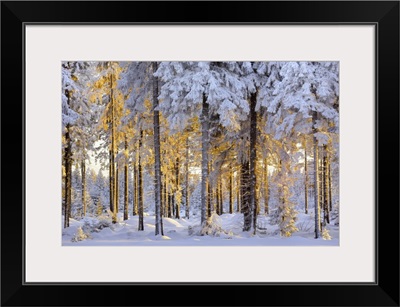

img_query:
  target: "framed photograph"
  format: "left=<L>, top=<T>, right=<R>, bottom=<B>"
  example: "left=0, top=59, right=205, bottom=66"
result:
left=1, top=1, right=398, bottom=306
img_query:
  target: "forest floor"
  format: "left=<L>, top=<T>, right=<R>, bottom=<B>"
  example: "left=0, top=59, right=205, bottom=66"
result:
left=62, top=210, right=339, bottom=246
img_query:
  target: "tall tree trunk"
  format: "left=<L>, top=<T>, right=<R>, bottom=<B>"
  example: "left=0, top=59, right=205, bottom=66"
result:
left=219, top=177, right=223, bottom=215
left=174, top=157, right=180, bottom=219
left=319, top=154, right=324, bottom=215
left=152, top=62, right=164, bottom=235
left=109, top=150, right=114, bottom=213
left=67, top=162, right=72, bottom=221
left=320, top=149, right=325, bottom=225
left=313, top=113, right=321, bottom=238
left=164, top=175, right=170, bottom=218
left=171, top=193, right=175, bottom=217
left=304, top=138, right=309, bottom=214
left=241, top=158, right=251, bottom=231
left=124, top=136, right=129, bottom=221
left=264, top=158, right=269, bottom=215
left=63, top=124, right=72, bottom=228
left=229, top=168, right=233, bottom=214
left=250, top=91, right=258, bottom=232
left=185, top=137, right=190, bottom=219
left=236, top=167, right=241, bottom=213
left=138, top=130, right=144, bottom=231
left=165, top=177, right=171, bottom=218
left=323, top=145, right=330, bottom=224
left=115, top=161, right=119, bottom=214
left=168, top=193, right=173, bottom=218
left=81, top=159, right=86, bottom=217
left=200, top=94, right=209, bottom=225
left=132, top=152, right=138, bottom=216
left=216, top=178, right=220, bottom=215
left=160, top=171, right=164, bottom=217
left=110, top=70, right=117, bottom=224
left=328, top=157, right=333, bottom=211
left=207, top=161, right=212, bottom=217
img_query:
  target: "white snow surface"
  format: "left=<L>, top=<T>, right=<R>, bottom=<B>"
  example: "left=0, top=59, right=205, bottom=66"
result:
left=62, top=211, right=339, bottom=246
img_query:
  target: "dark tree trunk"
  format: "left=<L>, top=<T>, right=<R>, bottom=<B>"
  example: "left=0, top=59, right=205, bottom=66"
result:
left=164, top=175, right=169, bottom=218
left=216, top=179, right=220, bottom=215
left=236, top=167, right=241, bottom=213
left=110, top=71, right=117, bottom=224
left=164, top=175, right=171, bottom=217
left=328, top=157, right=333, bottom=211
left=174, top=157, right=180, bottom=219
left=132, top=153, right=138, bottom=216
left=304, top=138, right=309, bottom=214
left=168, top=193, right=173, bottom=218
left=201, top=94, right=209, bottom=225
left=219, top=177, right=223, bottom=215
left=264, top=158, right=269, bottom=215
left=185, top=137, right=190, bottom=219
left=63, top=124, right=72, bottom=228
left=241, top=158, right=251, bottom=231
left=81, top=159, right=86, bottom=217
left=249, top=91, right=258, bottom=233
left=115, top=161, right=119, bottom=214
left=138, top=131, right=144, bottom=231
left=109, top=150, right=114, bottom=213
left=171, top=193, right=175, bottom=217
left=207, top=161, right=212, bottom=217
left=313, top=113, right=321, bottom=238
left=124, top=136, right=129, bottom=221
left=166, top=174, right=172, bottom=218
left=160, top=172, right=164, bottom=217
left=152, top=62, right=164, bottom=235
left=323, top=145, right=330, bottom=224
left=319, top=154, right=324, bottom=214
left=229, top=168, right=233, bottom=214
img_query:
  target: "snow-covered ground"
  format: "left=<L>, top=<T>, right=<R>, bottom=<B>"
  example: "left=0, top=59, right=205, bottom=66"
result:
left=62, top=211, right=339, bottom=246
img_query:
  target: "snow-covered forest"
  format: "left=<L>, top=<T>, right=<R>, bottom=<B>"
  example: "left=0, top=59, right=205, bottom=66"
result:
left=62, top=61, right=339, bottom=246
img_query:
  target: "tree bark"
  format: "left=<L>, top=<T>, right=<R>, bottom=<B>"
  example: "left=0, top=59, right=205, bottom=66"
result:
left=323, top=144, right=330, bottom=224
left=124, top=136, right=129, bottom=221
left=229, top=168, right=233, bottom=214
left=63, top=123, right=72, bottom=228
left=168, top=193, right=173, bottom=218
left=115, top=161, right=119, bottom=214
left=250, top=91, right=258, bottom=232
left=236, top=167, right=241, bottom=213
left=165, top=176, right=171, bottom=218
left=138, top=130, right=144, bottom=231
left=313, top=113, right=321, bottom=238
left=109, top=151, right=114, bottom=213
left=110, top=70, right=117, bottom=223
left=216, top=177, right=220, bottom=215
left=241, top=158, right=251, bottom=231
left=132, top=151, right=138, bottom=216
left=81, top=160, right=86, bottom=217
left=152, top=62, right=164, bottom=235
left=174, top=157, right=180, bottom=219
left=328, top=157, right=333, bottom=211
left=207, top=161, right=212, bottom=217
left=201, top=94, right=209, bottom=225
left=264, top=158, right=269, bottom=215
left=319, top=153, right=324, bottom=217
left=185, top=136, right=190, bottom=219
left=219, top=177, right=223, bottom=215
left=172, top=192, right=175, bottom=217
left=160, top=171, right=164, bottom=217
left=304, top=138, right=309, bottom=214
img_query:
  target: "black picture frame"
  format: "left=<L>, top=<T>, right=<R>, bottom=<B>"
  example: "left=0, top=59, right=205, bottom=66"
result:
left=1, top=1, right=399, bottom=306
